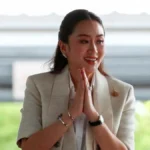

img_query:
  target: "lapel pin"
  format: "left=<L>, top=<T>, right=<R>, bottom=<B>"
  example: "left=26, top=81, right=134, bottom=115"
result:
left=111, top=88, right=119, bottom=97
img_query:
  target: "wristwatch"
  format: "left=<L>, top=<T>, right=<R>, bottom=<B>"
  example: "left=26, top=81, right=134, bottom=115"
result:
left=89, top=115, right=104, bottom=126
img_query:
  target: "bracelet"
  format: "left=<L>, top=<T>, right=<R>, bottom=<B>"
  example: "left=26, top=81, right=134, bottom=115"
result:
left=58, top=114, right=68, bottom=127
left=67, top=111, right=74, bottom=121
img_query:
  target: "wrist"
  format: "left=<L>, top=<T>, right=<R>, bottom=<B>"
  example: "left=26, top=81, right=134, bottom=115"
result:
left=68, top=107, right=78, bottom=119
left=87, top=110, right=99, bottom=122
left=89, top=114, right=104, bottom=127
left=61, top=112, right=73, bottom=127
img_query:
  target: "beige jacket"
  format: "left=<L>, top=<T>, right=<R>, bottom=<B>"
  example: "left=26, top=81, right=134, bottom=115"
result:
left=17, top=66, right=135, bottom=150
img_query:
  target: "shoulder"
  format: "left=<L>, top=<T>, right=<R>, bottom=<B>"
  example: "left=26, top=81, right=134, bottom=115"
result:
left=107, top=76, right=133, bottom=89
left=27, top=71, right=55, bottom=84
left=25, top=72, right=57, bottom=96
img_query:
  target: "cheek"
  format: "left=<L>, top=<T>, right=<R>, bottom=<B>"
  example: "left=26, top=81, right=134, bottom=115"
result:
left=71, top=45, right=86, bottom=58
left=98, top=48, right=105, bottom=61
left=99, top=46, right=105, bottom=55
left=72, top=50, right=85, bottom=60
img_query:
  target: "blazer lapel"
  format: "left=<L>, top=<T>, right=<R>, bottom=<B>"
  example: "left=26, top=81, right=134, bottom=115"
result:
left=93, top=69, right=113, bottom=132
left=106, top=77, right=122, bottom=135
left=86, top=70, right=114, bottom=150
left=47, top=66, right=70, bottom=122
left=47, top=66, right=77, bottom=150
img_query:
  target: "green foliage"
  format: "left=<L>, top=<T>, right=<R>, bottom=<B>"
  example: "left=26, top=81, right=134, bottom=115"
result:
left=0, top=101, right=150, bottom=150
left=135, top=101, right=150, bottom=150
left=0, top=102, right=22, bottom=150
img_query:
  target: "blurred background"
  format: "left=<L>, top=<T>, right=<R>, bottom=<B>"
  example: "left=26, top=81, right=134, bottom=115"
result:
left=0, top=0, right=150, bottom=150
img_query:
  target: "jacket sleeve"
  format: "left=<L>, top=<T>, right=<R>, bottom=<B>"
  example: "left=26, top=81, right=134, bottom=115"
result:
left=16, top=76, right=42, bottom=148
left=117, top=86, right=136, bottom=150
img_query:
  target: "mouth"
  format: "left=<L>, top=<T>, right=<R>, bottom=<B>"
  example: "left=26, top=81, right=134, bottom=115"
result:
left=84, top=57, right=98, bottom=65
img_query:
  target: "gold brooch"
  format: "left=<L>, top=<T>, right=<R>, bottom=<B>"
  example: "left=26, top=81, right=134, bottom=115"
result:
left=111, top=89, right=119, bottom=97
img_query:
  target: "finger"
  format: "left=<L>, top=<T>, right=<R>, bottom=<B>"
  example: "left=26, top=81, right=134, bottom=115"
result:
left=76, top=69, right=85, bottom=104
left=77, top=69, right=85, bottom=93
left=82, top=68, right=90, bottom=90
left=78, top=68, right=84, bottom=84
left=81, top=69, right=93, bottom=106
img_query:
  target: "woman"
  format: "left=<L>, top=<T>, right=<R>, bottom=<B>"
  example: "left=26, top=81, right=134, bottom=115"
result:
left=17, top=9, right=135, bottom=150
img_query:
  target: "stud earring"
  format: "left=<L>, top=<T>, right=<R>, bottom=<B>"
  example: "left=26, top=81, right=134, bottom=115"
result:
left=62, top=53, right=67, bottom=58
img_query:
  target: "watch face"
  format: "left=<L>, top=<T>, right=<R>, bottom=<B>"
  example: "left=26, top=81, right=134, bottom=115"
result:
left=100, top=115, right=104, bottom=123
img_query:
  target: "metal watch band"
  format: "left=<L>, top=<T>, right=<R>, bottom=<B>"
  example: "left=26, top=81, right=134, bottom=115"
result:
left=58, top=113, right=69, bottom=127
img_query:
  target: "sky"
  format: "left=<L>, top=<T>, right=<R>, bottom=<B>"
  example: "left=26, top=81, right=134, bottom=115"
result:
left=0, top=0, right=150, bottom=16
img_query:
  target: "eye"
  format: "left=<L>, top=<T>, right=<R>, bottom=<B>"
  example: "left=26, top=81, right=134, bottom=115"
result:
left=80, top=40, right=89, bottom=44
left=97, top=40, right=104, bottom=44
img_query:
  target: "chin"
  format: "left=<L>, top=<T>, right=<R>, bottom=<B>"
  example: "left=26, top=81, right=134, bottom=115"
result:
left=84, top=65, right=97, bottom=74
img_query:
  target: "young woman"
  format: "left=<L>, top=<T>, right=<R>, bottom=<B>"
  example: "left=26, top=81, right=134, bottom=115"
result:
left=17, top=9, right=135, bottom=150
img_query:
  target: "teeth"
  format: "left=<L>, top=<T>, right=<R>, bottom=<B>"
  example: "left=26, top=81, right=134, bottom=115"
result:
left=85, top=58, right=97, bottom=61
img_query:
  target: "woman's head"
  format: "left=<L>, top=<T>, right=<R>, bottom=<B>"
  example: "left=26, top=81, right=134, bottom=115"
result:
left=50, top=9, right=107, bottom=76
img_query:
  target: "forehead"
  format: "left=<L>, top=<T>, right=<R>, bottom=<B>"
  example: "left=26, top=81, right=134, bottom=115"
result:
left=72, top=20, right=104, bottom=37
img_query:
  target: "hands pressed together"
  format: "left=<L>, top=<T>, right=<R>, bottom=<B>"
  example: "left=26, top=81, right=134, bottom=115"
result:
left=69, top=68, right=99, bottom=122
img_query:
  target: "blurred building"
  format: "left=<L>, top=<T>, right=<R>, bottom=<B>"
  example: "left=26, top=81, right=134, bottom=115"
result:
left=0, top=12, right=150, bottom=101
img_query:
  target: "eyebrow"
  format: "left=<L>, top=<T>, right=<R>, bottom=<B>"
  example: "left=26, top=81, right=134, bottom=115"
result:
left=77, top=34, right=104, bottom=37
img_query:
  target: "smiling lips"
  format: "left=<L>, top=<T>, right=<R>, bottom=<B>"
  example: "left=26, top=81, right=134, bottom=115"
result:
left=84, top=57, right=98, bottom=64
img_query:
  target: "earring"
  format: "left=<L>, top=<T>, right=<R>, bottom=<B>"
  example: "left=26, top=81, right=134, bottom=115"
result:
left=62, top=53, right=67, bottom=58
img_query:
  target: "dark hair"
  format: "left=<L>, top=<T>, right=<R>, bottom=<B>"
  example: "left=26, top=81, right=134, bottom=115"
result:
left=49, top=9, right=108, bottom=76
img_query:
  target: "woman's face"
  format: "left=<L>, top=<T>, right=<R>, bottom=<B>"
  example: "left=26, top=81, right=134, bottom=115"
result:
left=65, top=20, right=105, bottom=74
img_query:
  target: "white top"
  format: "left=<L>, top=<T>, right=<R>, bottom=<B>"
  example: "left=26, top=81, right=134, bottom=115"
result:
left=68, top=73, right=95, bottom=150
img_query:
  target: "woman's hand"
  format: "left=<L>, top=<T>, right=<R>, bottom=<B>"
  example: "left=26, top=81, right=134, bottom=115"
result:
left=68, top=69, right=85, bottom=119
left=68, top=68, right=99, bottom=121
left=82, top=68, right=99, bottom=122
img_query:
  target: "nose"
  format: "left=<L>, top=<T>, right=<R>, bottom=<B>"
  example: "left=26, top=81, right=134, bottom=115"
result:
left=88, top=41, right=98, bottom=53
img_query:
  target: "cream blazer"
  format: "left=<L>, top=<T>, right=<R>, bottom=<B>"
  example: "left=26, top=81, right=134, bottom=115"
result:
left=17, top=66, right=135, bottom=150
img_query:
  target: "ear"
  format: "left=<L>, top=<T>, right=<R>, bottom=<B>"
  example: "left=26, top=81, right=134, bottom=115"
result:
left=58, top=40, right=68, bottom=56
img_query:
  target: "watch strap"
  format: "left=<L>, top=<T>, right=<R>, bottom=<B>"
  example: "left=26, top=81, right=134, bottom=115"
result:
left=89, top=115, right=104, bottom=126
